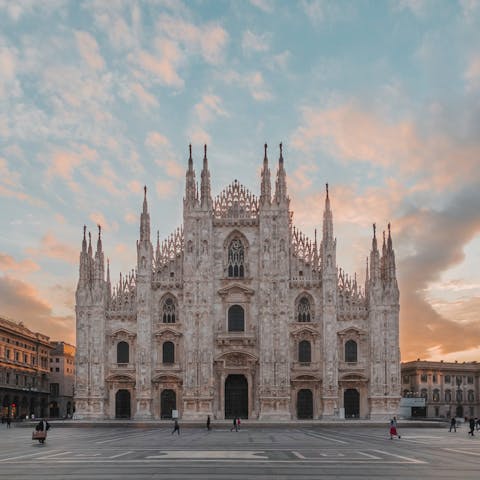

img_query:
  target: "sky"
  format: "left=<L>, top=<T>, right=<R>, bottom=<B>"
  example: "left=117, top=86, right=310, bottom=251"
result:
left=0, top=0, right=479, bottom=362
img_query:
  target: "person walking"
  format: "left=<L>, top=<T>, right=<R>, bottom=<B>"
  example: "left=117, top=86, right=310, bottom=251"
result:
left=206, top=415, right=211, bottom=431
left=171, top=419, right=180, bottom=435
left=6, top=417, right=11, bottom=428
left=389, top=419, right=400, bottom=439
left=449, top=417, right=457, bottom=432
left=230, top=417, right=237, bottom=432
left=468, top=417, right=475, bottom=436
left=237, top=417, right=241, bottom=431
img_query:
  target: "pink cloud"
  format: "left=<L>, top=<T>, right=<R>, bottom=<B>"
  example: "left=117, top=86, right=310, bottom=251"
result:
left=145, top=131, right=170, bottom=149
left=0, top=275, right=74, bottom=345
left=291, top=103, right=480, bottom=190
left=127, top=180, right=143, bottom=194
left=465, top=55, right=480, bottom=91
left=25, top=233, right=78, bottom=264
left=0, top=253, right=40, bottom=273
left=135, top=41, right=184, bottom=88
left=156, top=14, right=228, bottom=65
left=130, top=82, right=159, bottom=109
left=156, top=179, right=177, bottom=199
left=194, top=94, right=228, bottom=123
left=89, top=212, right=118, bottom=232
left=75, top=31, right=105, bottom=70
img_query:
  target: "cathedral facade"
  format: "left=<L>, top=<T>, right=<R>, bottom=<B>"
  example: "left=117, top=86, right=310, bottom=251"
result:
left=74, top=144, right=400, bottom=421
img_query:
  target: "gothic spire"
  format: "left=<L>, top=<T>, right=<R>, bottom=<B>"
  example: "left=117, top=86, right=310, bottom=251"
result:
left=139, top=186, right=150, bottom=242
left=274, top=142, right=287, bottom=204
left=82, top=225, right=87, bottom=253
left=97, top=224, right=102, bottom=253
left=260, top=143, right=271, bottom=206
left=88, top=231, right=92, bottom=258
left=322, top=183, right=333, bottom=243
left=200, top=144, right=212, bottom=208
left=185, top=144, right=197, bottom=208
left=369, top=223, right=380, bottom=284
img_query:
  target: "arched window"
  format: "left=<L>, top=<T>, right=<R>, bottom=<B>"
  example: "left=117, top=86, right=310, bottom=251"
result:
left=117, top=341, right=129, bottom=364
left=468, top=390, right=475, bottom=402
left=228, top=305, right=245, bottom=332
left=298, top=340, right=311, bottom=363
left=162, top=342, right=175, bottom=364
left=345, top=340, right=357, bottom=363
left=445, top=390, right=452, bottom=402
left=162, top=297, right=176, bottom=323
left=433, top=389, right=440, bottom=402
left=297, top=297, right=311, bottom=322
left=228, top=239, right=245, bottom=278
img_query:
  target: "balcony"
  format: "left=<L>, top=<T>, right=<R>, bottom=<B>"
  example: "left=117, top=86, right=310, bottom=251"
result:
left=215, top=332, right=256, bottom=347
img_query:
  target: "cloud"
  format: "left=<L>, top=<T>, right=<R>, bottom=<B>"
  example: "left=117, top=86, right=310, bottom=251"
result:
left=242, top=30, right=271, bottom=54
left=145, top=131, right=170, bottom=149
left=134, top=41, right=184, bottom=88
left=291, top=102, right=480, bottom=190
left=130, top=82, right=159, bottom=109
left=89, top=212, right=118, bottom=233
left=156, top=14, right=228, bottom=65
left=397, top=186, right=480, bottom=360
left=25, top=233, right=78, bottom=265
left=194, top=94, right=228, bottom=124
left=0, top=275, right=74, bottom=344
left=124, top=211, right=138, bottom=224
left=465, top=55, right=480, bottom=91
left=392, top=0, right=432, bottom=16
left=127, top=180, right=143, bottom=195
left=223, top=70, right=273, bottom=101
left=0, top=253, right=40, bottom=273
left=249, top=0, right=274, bottom=12
left=75, top=31, right=105, bottom=71
left=0, top=157, right=41, bottom=205
left=156, top=179, right=177, bottom=199
left=0, top=42, right=21, bottom=99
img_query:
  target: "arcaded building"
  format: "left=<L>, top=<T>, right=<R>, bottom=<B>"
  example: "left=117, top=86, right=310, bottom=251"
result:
left=74, top=145, right=400, bottom=420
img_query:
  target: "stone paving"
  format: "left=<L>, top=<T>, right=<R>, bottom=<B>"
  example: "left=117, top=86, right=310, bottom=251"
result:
left=0, top=422, right=479, bottom=479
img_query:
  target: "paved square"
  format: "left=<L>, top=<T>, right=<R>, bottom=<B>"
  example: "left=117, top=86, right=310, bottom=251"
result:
left=1, top=423, right=479, bottom=479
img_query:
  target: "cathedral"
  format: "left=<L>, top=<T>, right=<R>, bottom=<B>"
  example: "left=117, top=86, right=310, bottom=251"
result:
left=74, top=144, right=400, bottom=421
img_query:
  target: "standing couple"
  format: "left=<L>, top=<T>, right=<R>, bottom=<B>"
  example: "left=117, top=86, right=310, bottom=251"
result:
left=230, top=417, right=241, bottom=432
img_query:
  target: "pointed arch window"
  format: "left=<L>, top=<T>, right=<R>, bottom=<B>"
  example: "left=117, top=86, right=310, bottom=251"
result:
left=228, top=239, right=245, bottom=278
left=345, top=340, right=357, bottom=363
left=298, top=340, right=311, bottom=363
left=162, top=341, right=175, bottom=364
left=117, top=341, right=129, bottom=364
left=297, top=297, right=311, bottom=322
left=162, top=297, right=176, bottom=323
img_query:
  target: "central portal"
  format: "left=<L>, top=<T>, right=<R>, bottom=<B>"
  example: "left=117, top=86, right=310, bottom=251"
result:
left=225, top=374, right=248, bottom=419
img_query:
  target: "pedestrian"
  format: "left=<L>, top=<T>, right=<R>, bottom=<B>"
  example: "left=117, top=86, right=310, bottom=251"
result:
left=449, top=417, right=456, bottom=432
left=389, top=418, right=400, bottom=439
left=6, top=417, right=11, bottom=428
left=206, top=415, right=211, bottom=431
left=468, top=417, right=475, bottom=436
left=230, top=417, right=237, bottom=432
left=237, top=417, right=241, bottom=430
left=475, top=417, right=479, bottom=431
left=171, top=419, right=180, bottom=435
left=476, top=417, right=480, bottom=431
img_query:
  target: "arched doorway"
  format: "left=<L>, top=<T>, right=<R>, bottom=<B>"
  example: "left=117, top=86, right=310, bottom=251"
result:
left=225, top=375, right=248, bottom=419
left=297, top=389, right=313, bottom=419
left=344, top=389, right=360, bottom=418
left=161, top=390, right=176, bottom=419
left=456, top=405, right=464, bottom=418
left=115, top=389, right=131, bottom=419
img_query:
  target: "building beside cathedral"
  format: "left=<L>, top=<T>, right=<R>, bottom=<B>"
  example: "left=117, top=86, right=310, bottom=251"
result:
left=74, top=144, right=400, bottom=421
